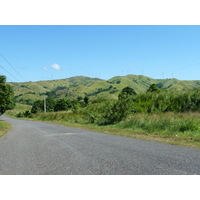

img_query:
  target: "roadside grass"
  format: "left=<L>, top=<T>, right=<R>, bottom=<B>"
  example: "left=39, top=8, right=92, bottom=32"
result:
left=118, top=112, right=200, bottom=140
left=0, top=120, right=11, bottom=137
left=5, top=104, right=200, bottom=149
left=5, top=103, right=32, bottom=118
left=31, top=111, right=200, bottom=149
left=23, top=117, right=200, bottom=149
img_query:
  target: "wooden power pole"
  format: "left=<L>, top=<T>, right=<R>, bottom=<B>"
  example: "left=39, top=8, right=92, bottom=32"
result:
left=44, top=96, right=46, bottom=113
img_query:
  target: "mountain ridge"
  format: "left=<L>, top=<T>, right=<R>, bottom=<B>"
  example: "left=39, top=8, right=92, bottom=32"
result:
left=8, top=74, right=200, bottom=105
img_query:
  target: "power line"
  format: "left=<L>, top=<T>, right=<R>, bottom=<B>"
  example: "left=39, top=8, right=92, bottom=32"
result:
left=0, top=64, right=20, bottom=82
left=0, top=74, right=13, bottom=82
left=0, top=69, right=13, bottom=82
left=0, top=52, right=27, bottom=82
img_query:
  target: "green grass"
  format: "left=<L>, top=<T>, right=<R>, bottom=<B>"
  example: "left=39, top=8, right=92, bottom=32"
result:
left=35, top=111, right=88, bottom=124
left=0, top=120, right=11, bottom=137
left=8, top=74, right=200, bottom=104
left=6, top=103, right=200, bottom=149
left=5, top=103, right=32, bottom=118
left=117, top=112, right=200, bottom=142
left=27, top=111, right=200, bottom=149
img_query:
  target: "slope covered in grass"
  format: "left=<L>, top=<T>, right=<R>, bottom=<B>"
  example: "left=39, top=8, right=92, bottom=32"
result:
left=8, top=74, right=200, bottom=105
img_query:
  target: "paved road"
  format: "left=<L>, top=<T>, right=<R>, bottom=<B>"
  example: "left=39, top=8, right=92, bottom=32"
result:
left=1, top=115, right=200, bottom=175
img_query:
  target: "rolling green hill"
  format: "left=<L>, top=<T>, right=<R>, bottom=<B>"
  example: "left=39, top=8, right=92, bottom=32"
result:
left=8, top=74, right=200, bottom=105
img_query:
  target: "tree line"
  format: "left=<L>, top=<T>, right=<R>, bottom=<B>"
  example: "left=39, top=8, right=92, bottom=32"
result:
left=99, top=85, right=200, bottom=125
left=15, top=82, right=200, bottom=126
left=78, top=85, right=200, bottom=125
left=16, top=96, right=89, bottom=118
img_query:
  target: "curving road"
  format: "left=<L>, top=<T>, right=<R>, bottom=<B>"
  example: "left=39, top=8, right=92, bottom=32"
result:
left=0, top=115, right=200, bottom=175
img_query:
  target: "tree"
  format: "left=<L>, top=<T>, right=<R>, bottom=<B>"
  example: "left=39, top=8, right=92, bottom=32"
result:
left=31, top=100, right=43, bottom=114
left=147, top=84, right=160, bottom=93
left=46, top=98, right=56, bottom=112
left=54, top=99, right=71, bottom=112
left=121, top=86, right=137, bottom=95
left=118, top=86, right=137, bottom=100
left=101, top=87, right=136, bottom=125
left=0, top=76, right=6, bottom=83
left=0, top=76, right=15, bottom=115
left=84, top=96, right=89, bottom=104
left=77, top=96, right=83, bottom=101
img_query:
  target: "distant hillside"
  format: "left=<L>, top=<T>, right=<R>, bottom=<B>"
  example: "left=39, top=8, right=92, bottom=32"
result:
left=8, top=75, right=200, bottom=105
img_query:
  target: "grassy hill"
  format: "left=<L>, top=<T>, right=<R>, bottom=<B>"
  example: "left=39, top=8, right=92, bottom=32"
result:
left=8, top=74, right=200, bottom=105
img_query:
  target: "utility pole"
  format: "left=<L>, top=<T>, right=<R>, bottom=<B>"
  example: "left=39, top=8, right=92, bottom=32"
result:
left=44, top=96, right=46, bottom=113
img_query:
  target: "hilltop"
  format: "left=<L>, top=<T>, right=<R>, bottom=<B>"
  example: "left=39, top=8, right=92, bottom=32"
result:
left=8, top=74, right=200, bottom=105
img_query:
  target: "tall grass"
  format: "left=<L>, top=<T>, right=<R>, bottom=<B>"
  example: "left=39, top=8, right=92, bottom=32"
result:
left=35, top=111, right=200, bottom=142
left=6, top=103, right=32, bottom=117
left=117, top=112, right=200, bottom=142
left=8, top=103, right=200, bottom=147
left=35, top=111, right=88, bottom=124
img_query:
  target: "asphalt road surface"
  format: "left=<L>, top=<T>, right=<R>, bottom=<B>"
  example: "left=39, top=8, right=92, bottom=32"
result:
left=1, top=115, right=200, bottom=175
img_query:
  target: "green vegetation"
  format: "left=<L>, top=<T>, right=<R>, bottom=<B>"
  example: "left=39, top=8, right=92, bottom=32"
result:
left=0, top=75, right=15, bottom=115
left=0, top=75, right=14, bottom=137
left=6, top=75, right=200, bottom=149
left=8, top=75, right=200, bottom=106
left=30, top=98, right=86, bottom=114
left=31, top=112, right=200, bottom=148
left=6, top=103, right=32, bottom=118
left=118, top=113, right=200, bottom=140
left=0, top=120, right=11, bottom=137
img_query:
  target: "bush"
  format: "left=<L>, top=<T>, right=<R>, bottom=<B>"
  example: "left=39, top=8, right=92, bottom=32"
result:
left=16, top=110, right=32, bottom=118
left=101, top=87, right=137, bottom=125
left=16, top=112, right=24, bottom=118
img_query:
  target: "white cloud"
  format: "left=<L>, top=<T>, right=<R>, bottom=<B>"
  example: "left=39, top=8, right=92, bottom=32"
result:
left=51, top=63, right=61, bottom=70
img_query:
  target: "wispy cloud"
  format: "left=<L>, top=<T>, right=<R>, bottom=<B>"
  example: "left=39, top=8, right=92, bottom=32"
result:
left=43, top=67, right=48, bottom=71
left=52, top=63, right=61, bottom=70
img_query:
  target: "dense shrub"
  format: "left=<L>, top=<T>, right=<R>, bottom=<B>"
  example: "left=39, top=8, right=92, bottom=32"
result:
left=16, top=110, right=32, bottom=118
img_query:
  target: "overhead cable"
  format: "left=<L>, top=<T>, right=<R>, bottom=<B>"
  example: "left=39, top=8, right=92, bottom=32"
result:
left=0, top=64, right=20, bottom=82
left=0, top=52, right=27, bottom=82
left=0, top=69, right=13, bottom=82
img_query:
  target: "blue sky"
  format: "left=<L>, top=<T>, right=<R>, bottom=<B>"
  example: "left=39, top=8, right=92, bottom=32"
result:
left=0, top=25, right=200, bottom=82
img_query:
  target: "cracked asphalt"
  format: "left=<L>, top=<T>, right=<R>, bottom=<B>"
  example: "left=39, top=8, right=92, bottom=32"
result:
left=1, top=115, right=200, bottom=175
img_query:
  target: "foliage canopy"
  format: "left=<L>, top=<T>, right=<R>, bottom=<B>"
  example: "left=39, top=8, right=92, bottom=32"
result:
left=0, top=76, right=15, bottom=115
